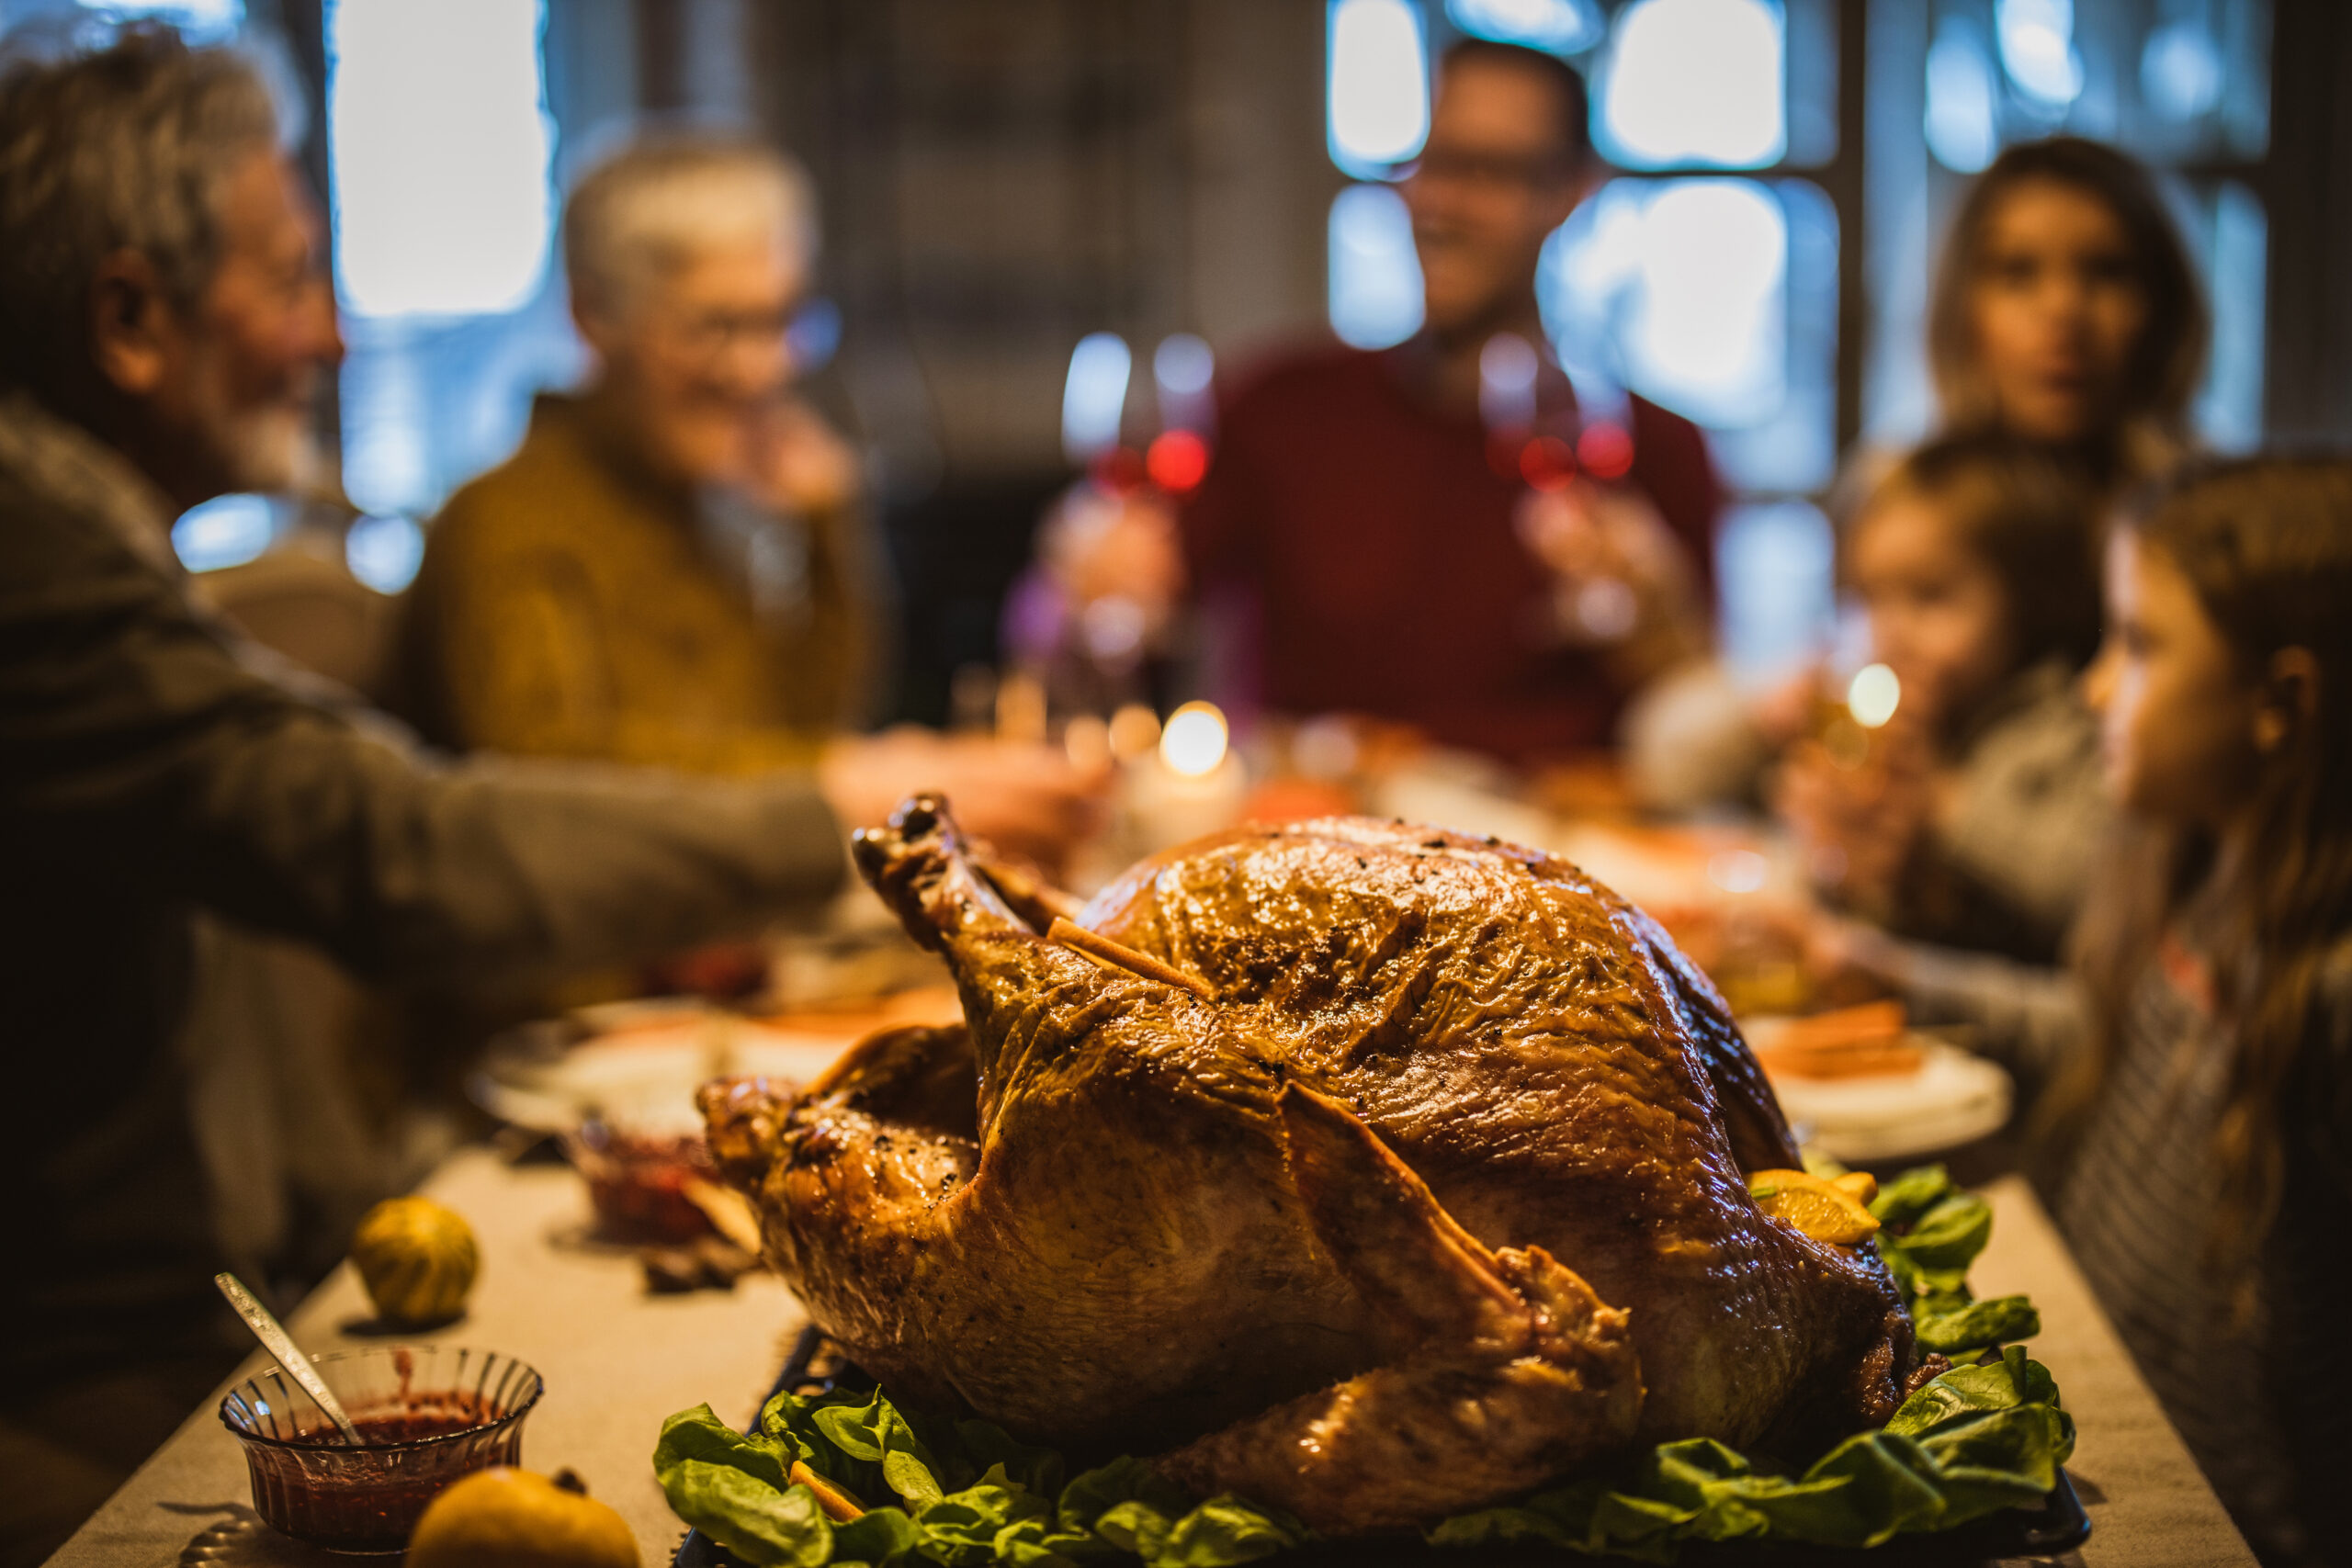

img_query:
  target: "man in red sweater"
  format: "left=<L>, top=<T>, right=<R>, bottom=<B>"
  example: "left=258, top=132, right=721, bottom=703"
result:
left=1071, top=41, right=1720, bottom=764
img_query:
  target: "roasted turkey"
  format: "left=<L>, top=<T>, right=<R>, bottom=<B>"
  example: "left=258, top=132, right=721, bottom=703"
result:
left=701, top=796, right=1932, bottom=1533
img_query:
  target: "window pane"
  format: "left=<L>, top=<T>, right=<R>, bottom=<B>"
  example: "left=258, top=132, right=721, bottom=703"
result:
left=1327, top=0, right=1429, bottom=178
left=1716, top=500, right=1834, bottom=676
left=1595, top=0, right=1785, bottom=171
left=1329, top=183, right=1425, bottom=349
left=1061, top=333, right=1133, bottom=463
left=1924, top=16, right=1998, bottom=173
left=173, top=494, right=277, bottom=573
left=1544, top=177, right=1786, bottom=430
left=2194, top=181, right=2266, bottom=453
left=1443, top=0, right=1604, bottom=54
left=329, top=0, right=554, bottom=318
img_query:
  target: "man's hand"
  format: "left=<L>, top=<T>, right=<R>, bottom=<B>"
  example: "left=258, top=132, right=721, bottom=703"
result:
left=1514, top=479, right=1705, bottom=680
left=744, top=399, right=860, bottom=515
left=820, top=728, right=1109, bottom=875
left=1042, top=488, right=1186, bottom=622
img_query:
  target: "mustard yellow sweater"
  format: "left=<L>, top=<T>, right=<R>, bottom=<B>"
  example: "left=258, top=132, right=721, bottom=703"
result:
left=401, top=393, right=874, bottom=773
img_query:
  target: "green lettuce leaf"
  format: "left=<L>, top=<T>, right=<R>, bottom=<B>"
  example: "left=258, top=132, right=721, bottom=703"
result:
left=1057, top=1457, right=1194, bottom=1537
left=1916, top=1293, right=2042, bottom=1353
left=915, top=1483, right=1054, bottom=1566
left=829, top=1506, right=919, bottom=1568
left=1894, top=1191, right=1995, bottom=1270
left=661, top=1462, right=833, bottom=1567
left=1868, top=1163, right=1954, bottom=1226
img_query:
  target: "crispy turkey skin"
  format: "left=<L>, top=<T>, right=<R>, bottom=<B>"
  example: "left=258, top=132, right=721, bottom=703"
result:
left=700, top=797, right=1928, bottom=1533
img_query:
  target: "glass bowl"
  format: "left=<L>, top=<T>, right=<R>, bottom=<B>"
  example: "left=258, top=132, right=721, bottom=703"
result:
left=562, top=1120, right=720, bottom=1245
left=218, top=1345, right=542, bottom=1554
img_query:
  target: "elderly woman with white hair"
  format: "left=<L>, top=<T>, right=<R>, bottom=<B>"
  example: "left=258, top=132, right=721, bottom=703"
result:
left=407, top=139, right=955, bottom=796
left=406, top=133, right=1094, bottom=852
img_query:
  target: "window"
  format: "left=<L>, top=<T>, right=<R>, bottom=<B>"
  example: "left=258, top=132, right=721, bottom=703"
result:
left=1328, top=183, right=1424, bottom=349
left=1327, top=0, right=1430, bottom=178
left=329, top=0, right=554, bottom=320
left=1594, top=0, right=1784, bottom=170
left=323, top=0, right=581, bottom=590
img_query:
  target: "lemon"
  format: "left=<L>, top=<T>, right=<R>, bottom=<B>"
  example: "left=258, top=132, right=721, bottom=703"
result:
left=1747, top=1168, right=1882, bottom=1246
left=408, top=1467, right=639, bottom=1568
left=350, top=1197, right=478, bottom=1327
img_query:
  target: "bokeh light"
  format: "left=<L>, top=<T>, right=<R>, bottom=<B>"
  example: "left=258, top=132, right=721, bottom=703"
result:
left=1327, top=0, right=1430, bottom=177
left=1061, top=333, right=1133, bottom=466
left=1848, top=662, right=1901, bottom=729
left=1925, top=19, right=1999, bottom=174
left=330, top=0, right=554, bottom=317
left=1160, top=702, right=1231, bottom=778
left=1445, top=0, right=1603, bottom=54
left=172, top=495, right=275, bottom=573
left=1328, top=183, right=1425, bottom=349
left=1544, top=179, right=1787, bottom=428
left=1597, top=0, right=1784, bottom=170
left=1996, top=0, right=2083, bottom=110
left=1147, top=430, right=1211, bottom=494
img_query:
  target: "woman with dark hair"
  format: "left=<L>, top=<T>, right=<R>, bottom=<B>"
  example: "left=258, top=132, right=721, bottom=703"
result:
left=1629, top=137, right=2200, bottom=810
left=1926, top=135, right=2211, bottom=484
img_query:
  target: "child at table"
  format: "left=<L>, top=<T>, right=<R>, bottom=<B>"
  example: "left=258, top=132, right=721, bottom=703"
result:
left=1845, top=458, right=2352, bottom=1567
left=1776, top=434, right=2111, bottom=965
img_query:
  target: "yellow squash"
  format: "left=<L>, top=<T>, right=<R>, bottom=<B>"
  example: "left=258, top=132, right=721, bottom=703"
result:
left=350, top=1196, right=478, bottom=1327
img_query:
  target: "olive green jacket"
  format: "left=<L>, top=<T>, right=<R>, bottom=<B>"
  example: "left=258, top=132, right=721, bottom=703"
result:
left=0, top=390, right=844, bottom=1383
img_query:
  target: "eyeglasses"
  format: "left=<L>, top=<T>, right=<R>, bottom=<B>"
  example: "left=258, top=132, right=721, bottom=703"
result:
left=1402, top=147, right=1577, bottom=193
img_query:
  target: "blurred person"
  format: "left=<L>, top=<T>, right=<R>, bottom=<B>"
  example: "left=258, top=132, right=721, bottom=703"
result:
left=1627, top=135, right=2206, bottom=809
left=0, top=30, right=1071, bottom=1557
left=1776, top=435, right=2110, bottom=965
left=401, top=135, right=1093, bottom=870
left=1828, top=460, right=2352, bottom=1568
left=1047, top=40, right=1720, bottom=765
left=1928, top=136, right=2208, bottom=489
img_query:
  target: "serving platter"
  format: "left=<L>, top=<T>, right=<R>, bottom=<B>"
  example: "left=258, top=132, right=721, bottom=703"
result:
left=673, top=1330, right=2089, bottom=1568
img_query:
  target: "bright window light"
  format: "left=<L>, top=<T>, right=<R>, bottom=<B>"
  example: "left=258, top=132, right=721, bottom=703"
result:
left=1995, top=0, right=2082, bottom=109
left=1328, top=183, right=1425, bottom=349
left=173, top=494, right=275, bottom=573
left=2142, top=21, right=2223, bottom=122
left=1925, top=20, right=1999, bottom=174
left=1715, top=501, right=1833, bottom=676
left=1599, top=0, right=1783, bottom=170
left=1153, top=334, right=1216, bottom=433
left=1061, top=333, right=1133, bottom=464
left=1328, top=0, right=1429, bottom=178
left=1544, top=179, right=1785, bottom=427
left=329, top=0, right=554, bottom=318
left=345, top=513, right=425, bottom=593
left=78, top=0, right=243, bottom=38
left=1444, top=0, right=1603, bottom=54
left=2198, top=183, right=2266, bottom=454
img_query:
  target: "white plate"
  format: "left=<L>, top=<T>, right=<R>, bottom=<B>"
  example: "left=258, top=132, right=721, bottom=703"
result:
left=472, top=1016, right=862, bottom=1136
left=1751, top=1033, right=2013, bottom=1163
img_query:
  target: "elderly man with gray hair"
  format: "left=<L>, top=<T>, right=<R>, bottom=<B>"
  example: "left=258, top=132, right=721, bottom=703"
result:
left=0, top=28, right=1083, bottom=1556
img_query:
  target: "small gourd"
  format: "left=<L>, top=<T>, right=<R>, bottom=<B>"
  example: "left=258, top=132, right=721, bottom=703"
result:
left=349, top=1196, right=478, bottom=1326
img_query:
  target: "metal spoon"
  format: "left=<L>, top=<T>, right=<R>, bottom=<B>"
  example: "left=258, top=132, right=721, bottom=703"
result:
left=214, top=1271, right=362, bottom=1445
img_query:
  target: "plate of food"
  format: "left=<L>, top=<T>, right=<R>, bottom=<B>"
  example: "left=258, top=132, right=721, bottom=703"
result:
left=471, top=988, right=962, bottom=1138
left=1747, top=1003, right=2014, bottom=1164
left=653, top=800, right=2078, bottom=1564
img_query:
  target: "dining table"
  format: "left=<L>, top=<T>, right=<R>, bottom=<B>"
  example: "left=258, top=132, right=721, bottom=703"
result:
left=40, top=1140, right=2257, bottom=1568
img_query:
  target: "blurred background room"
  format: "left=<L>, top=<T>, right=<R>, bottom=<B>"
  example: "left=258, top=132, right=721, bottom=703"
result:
left=4, top=0, right=2342, bottom=719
